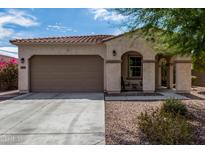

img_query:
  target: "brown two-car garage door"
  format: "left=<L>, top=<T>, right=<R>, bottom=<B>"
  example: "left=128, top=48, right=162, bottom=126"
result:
left=30, top=55, right=104, bottom=92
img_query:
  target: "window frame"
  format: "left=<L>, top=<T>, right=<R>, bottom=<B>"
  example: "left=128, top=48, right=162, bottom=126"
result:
left=128, top=55, right=142, bottom=79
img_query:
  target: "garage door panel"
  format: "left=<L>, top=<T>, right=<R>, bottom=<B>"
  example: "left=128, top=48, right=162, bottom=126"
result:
left=30, top=55, right=104, bottom=92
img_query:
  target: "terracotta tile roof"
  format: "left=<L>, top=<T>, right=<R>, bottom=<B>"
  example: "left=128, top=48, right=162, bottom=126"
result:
left=10, top=35, right=114, bottom=45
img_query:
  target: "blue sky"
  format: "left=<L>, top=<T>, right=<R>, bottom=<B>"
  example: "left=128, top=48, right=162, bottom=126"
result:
left=0, top=8, right=126, bottom=57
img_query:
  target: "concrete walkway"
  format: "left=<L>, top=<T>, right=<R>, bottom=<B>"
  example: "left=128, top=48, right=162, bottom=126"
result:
left=0, top=93, right=105, bottom=145
left=105, top=92, right=189, bottom=101
left=0, top=90, right=19, bottom=96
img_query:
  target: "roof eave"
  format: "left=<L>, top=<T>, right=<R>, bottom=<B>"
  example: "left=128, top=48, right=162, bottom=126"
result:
left=10, top=41, right=105, bottom=46
left=102, top=33, right=126, bottom=42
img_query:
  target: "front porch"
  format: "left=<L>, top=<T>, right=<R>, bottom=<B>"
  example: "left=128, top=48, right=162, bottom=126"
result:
left=104, top=34, right=192, bottom=94
left=120, top=51, right=192, bottom=93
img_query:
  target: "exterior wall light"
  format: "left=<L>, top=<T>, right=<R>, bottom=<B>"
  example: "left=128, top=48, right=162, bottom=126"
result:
left=20, top=58, right=25, bottom=64
left=112, top=50, right=117, bottom=56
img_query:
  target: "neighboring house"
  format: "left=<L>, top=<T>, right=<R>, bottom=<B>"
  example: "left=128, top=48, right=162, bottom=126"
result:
left=0, top=47, right=18, bottom=61
left=10, top=33, right=192, bottom=93
left=0, top=55, right=15, bottom=61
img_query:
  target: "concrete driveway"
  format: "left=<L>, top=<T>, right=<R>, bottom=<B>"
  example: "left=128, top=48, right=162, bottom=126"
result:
left=0, top=93, right=105, bottom=145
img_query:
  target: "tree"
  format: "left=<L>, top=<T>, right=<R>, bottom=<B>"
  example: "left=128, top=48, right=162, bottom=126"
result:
left=114, top=8, right=205, bottom=71
left=193, top=51, right=205, bottom=72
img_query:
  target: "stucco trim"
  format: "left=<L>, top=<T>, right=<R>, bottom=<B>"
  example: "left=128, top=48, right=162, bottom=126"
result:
left=176, top=90, right=191, bottom=93
left=142, top=60, right=156, bottom=63
left=106, top=60, right=122, bottom=63
left=19, top=90, right=29, bottom=94
left=168, top=62, right=174, bottom=65
left=106, top=90, right=121, bottom=94
left=174, top=60, right=192, bottom=63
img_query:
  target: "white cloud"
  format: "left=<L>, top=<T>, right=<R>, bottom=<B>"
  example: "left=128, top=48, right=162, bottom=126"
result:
left=112, top=29, right=124, bottom=35
left=46, top=23, right=77, bottom=33
left=90, top=8, right=126, bottom=22
left=11, top=31, right=35, bottom=39
left=0, top=9, right=38, bottom=39
left=0, top=27, right=13, bottom=39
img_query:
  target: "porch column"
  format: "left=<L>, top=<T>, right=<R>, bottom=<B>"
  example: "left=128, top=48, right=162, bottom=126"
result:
left=143, top=60, right=155, bottom=92
left=175, top=58, right=192, bottom=93
left=168, top=63, right=174, bottom=89
left=158, top=64, right=162, bottom=87
left=106, top=60, right=121, bottom=93
left=18, top=56, right=30, bottom=93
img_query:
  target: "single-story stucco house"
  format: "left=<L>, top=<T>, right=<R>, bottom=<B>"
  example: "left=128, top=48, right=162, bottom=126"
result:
left=10, top=33, right=192, bottom=94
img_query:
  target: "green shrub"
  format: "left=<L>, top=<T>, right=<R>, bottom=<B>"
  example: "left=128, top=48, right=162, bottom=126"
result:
left=138, top=109, right=193, bottom=144
left=161, top=99, right=188, bottom=116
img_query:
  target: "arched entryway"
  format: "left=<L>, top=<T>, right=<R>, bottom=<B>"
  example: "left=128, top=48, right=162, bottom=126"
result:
left=159, top=58, right=169, bottom=87
left=156, top=54, right=175, bottom=90
left=121, top=51, right=143, bottom=91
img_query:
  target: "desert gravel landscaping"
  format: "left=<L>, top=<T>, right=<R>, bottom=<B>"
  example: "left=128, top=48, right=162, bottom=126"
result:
left=105, top=87, right=205, bottom=145
left=105, top=101, right=161, bottom=144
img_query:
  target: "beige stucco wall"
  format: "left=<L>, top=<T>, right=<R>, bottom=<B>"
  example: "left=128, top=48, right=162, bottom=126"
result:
left=143, top=62, right=155, bottom=92
left=105, top=35, right=157, bottom=92
left=18, top=59, right=29, bottom=93
left=121, top=55, right=128, bottom=79
left=105, top=36, right=156, bottom=60
left=16, top=35, right=192, bottom=93
left=175, top=56, right=192, bottom=93
left=18, top=44, right=106, bottom=93
left=175, top=63, right=192, bottom=92
left=106, top=63, right=121, bottom=92
left=18, top=44, right=106, bottom=59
